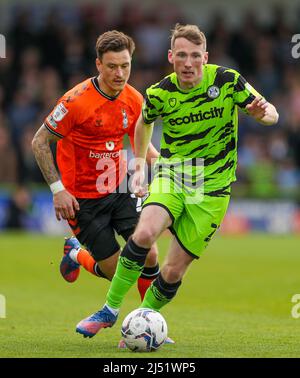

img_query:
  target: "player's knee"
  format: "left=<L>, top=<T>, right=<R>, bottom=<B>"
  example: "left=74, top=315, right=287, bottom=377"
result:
left=133, top=227, right=157, bottom=248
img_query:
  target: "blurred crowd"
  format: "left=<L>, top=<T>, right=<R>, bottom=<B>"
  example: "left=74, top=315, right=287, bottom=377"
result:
left=0, top=1, right=299, bottom=200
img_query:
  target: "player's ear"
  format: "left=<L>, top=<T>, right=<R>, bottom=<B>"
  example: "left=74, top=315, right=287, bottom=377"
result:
left=203, top=52, right=209, bottom=64
left=95, top=58, right=102, bottom=73
left=168, top=49, right=173, bottom=64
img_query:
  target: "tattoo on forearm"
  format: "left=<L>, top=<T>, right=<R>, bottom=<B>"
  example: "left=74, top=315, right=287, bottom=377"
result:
left=32, top=126, right=60, bottom=185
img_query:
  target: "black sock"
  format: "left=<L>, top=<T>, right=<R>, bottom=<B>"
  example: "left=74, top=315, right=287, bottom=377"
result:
left=152, top=273, right=182, bottom=301
left=94, top=263, right=108, bottom=280
left=140, top=264, right=160, bottom=280
left=120, top=238, right=150, bottom=267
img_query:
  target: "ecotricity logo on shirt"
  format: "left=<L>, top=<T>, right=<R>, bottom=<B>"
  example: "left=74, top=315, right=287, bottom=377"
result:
left=169, top=107, right=224, bottom=126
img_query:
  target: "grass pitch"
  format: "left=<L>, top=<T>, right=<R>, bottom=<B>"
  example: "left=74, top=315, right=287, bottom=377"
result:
left=1, top=232, right=300, bottom=358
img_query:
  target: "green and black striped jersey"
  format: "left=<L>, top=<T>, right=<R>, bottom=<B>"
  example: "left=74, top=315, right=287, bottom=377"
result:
left=142, top=64, right=262, bottom=195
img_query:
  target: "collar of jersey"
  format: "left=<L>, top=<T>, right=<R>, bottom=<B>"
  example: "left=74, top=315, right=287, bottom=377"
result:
left=173, top=69, right=206, bottom=93
left=91, top=77, right=120, bottom=101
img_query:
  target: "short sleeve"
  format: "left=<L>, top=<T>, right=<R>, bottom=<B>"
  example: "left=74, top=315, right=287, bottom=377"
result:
left=44, top=99, right=75, bottom=138
left=142, top=87, right=163, bottom=125
left=233, top=71, right=263, bottom=113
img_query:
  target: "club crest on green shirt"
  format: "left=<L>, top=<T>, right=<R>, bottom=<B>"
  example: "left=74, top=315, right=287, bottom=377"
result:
left=169, top=98, right=177, bottom=107
left=207, top=85, right=220, bottom=99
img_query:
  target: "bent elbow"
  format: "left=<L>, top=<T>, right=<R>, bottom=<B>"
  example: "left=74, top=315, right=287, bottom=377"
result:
left=31, top=133, right=40, bottom=154
left=31, top=134, right=37, bottom=153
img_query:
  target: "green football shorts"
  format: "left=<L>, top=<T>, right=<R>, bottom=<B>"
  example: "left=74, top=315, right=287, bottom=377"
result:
left=143, top=177, right=230, bottom=259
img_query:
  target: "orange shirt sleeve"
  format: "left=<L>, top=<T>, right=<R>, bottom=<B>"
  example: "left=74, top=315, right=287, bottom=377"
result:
left=44, top=99, right=77, bottom=138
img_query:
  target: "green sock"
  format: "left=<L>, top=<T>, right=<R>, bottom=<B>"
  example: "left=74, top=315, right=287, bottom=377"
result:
left=106, top=256, right=143, bottom=309
left=140, top=276, right=182, bottom=311
left=140, top=283, right=170, bottom=311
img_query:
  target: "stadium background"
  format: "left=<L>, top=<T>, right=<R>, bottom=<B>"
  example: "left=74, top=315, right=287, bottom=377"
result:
left=0, top=0, right=300, bottom=359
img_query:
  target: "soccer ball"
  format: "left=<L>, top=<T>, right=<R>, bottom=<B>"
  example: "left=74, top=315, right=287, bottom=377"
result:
left=121, top=308, right=168, bottom=352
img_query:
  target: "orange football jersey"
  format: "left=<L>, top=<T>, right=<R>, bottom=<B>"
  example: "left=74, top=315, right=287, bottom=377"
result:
left=44, top=77, right=142, bottom=198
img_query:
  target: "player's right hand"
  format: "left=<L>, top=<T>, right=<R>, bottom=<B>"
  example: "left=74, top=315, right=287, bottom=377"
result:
left=130, top=170, right=148, bottom=198
left=53, top=190, right=80, bottom=221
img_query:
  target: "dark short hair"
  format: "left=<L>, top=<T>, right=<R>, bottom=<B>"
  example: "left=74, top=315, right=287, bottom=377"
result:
left=170, top=23, right=207, bottom=50
left=95, top=30, right=135, bottom=60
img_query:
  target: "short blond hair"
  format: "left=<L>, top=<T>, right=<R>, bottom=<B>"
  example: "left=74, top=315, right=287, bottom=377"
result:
left=170, top=23, right=207, bottom=50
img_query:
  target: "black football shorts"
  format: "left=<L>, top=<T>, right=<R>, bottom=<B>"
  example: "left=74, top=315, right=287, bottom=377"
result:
left=68, top=192, right=142, bottom=261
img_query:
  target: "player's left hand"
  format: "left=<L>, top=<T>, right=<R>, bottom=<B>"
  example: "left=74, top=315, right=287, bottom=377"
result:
left=246, top=97, right=268, bottom=121
left=130, top=170, right=148, bottom=197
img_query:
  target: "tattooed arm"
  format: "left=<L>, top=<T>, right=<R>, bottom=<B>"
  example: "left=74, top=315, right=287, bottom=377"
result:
left=31, top=124, right=61, bottom=185
left=32, top=124, right=79, bottom=220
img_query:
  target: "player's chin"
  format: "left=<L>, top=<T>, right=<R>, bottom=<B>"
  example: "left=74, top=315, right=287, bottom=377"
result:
left=112, top=82, right=126, bottom=90
left=179, top=75, right=195, bottom=86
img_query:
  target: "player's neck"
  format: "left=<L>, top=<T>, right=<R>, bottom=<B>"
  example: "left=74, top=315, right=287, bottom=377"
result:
left=97, top=76, right=121, bottom=98
left=177, top=77, right=203, bottom=90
